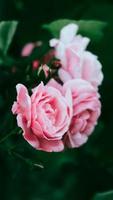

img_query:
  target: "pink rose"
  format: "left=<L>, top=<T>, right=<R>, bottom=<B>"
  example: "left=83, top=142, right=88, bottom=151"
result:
left=49, top=23, right=103, bottom=88
left=50, top=24, right=89, bottom=67
left=63, top=79, right=101, bottom=147
left=47, top=78, right=101, bottom=147
left=12, top=83, right=72, bottom=152
left=58, top=50, right=103, bottom=88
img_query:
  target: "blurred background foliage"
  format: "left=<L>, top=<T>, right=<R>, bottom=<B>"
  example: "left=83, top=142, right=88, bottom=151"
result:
left=0, top=0, right=113, bottom=200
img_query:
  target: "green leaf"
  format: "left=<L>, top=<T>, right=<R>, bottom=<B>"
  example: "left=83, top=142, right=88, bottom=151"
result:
left=92, top=191, right=113, bottom=200
left=43, top=19, right=107, bottom=43
left=0, top=21, right=18, bottom=54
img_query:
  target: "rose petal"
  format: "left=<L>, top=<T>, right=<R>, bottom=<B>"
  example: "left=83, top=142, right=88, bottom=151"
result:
left=60, top=24, right=78, bottom=44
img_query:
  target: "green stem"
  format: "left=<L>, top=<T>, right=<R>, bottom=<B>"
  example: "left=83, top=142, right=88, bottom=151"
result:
left=0, top=129, right=44, bottom=169
left=0, top=127, right=21, bottom=144
left=10, top=151, right=44, bottom=169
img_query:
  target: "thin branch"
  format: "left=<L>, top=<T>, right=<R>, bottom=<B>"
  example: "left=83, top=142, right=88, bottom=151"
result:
left=0, top=128, right=44, bottom=169
left=10, top=151, right=44, bottom=169
left=0, top=128, right=21, bottom=144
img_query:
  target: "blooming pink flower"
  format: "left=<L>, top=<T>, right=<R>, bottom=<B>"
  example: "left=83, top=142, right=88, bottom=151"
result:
left=63, top=79, right=101, bottom=147
left=12, top=83, right=72, bottom=152
left=49, top=24, right=103, bottom=88
left=47, top=78, right=101, bottom=147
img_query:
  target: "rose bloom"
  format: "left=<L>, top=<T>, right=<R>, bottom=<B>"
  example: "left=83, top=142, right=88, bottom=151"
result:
left=50, top=23, right=103, bottom=88
left=48, top=78, right=101, bottom=148
left=63, top=79, right=101, bottom=147
left=12, top=82, right=72, bottom=152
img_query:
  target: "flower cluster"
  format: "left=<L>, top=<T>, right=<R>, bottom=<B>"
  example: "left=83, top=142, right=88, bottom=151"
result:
left=12, top=24, right=103, bottom=152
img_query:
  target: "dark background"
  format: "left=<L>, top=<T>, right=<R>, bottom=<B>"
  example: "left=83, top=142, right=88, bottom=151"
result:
left=0, top=0, right=113, bottom=200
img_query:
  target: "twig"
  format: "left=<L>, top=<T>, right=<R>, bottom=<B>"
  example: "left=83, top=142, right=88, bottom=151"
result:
left=10, top=151, right=44, bottom=169
left=0, top=128, right=21, bottom=144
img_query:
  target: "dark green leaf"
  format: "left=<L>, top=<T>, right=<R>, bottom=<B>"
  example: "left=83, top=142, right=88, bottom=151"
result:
left=0, top=21, right=18, bottom=54
left=92, top=191, right=113, bottom=200
left=43, top=19, right=107, bottom=43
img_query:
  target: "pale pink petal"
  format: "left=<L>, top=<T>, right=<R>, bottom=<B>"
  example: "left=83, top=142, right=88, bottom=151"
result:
left=60, top=24, right=78, bottom=44
left=31, top=121, right=44, bottom=138
left=12, top=101, right=18, bottom=114
left=21, top=43, right=35, bottom=57
left=65, top=88, right=73, bottom=118
left=47, top=78, right=63, bottom=93
left=39, top=138, right=64, bottom=152
left=58, top=68, right=72, bottom=83
left=82, top=51, right=103, bottom=87
left=17, top=114, right=40, bottom=149
left=63, top=79, right=95, bottom=95
left=65, top=131, right=88, bottom=148
left=49, top=39, right=59, bottom=47
left=16, top=84, right=31, bottom=127
left=71, top=35, right=90, bottom=52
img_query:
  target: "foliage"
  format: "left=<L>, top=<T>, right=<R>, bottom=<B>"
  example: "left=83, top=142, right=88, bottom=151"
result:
left=43, top=19, right=107, bottom=42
